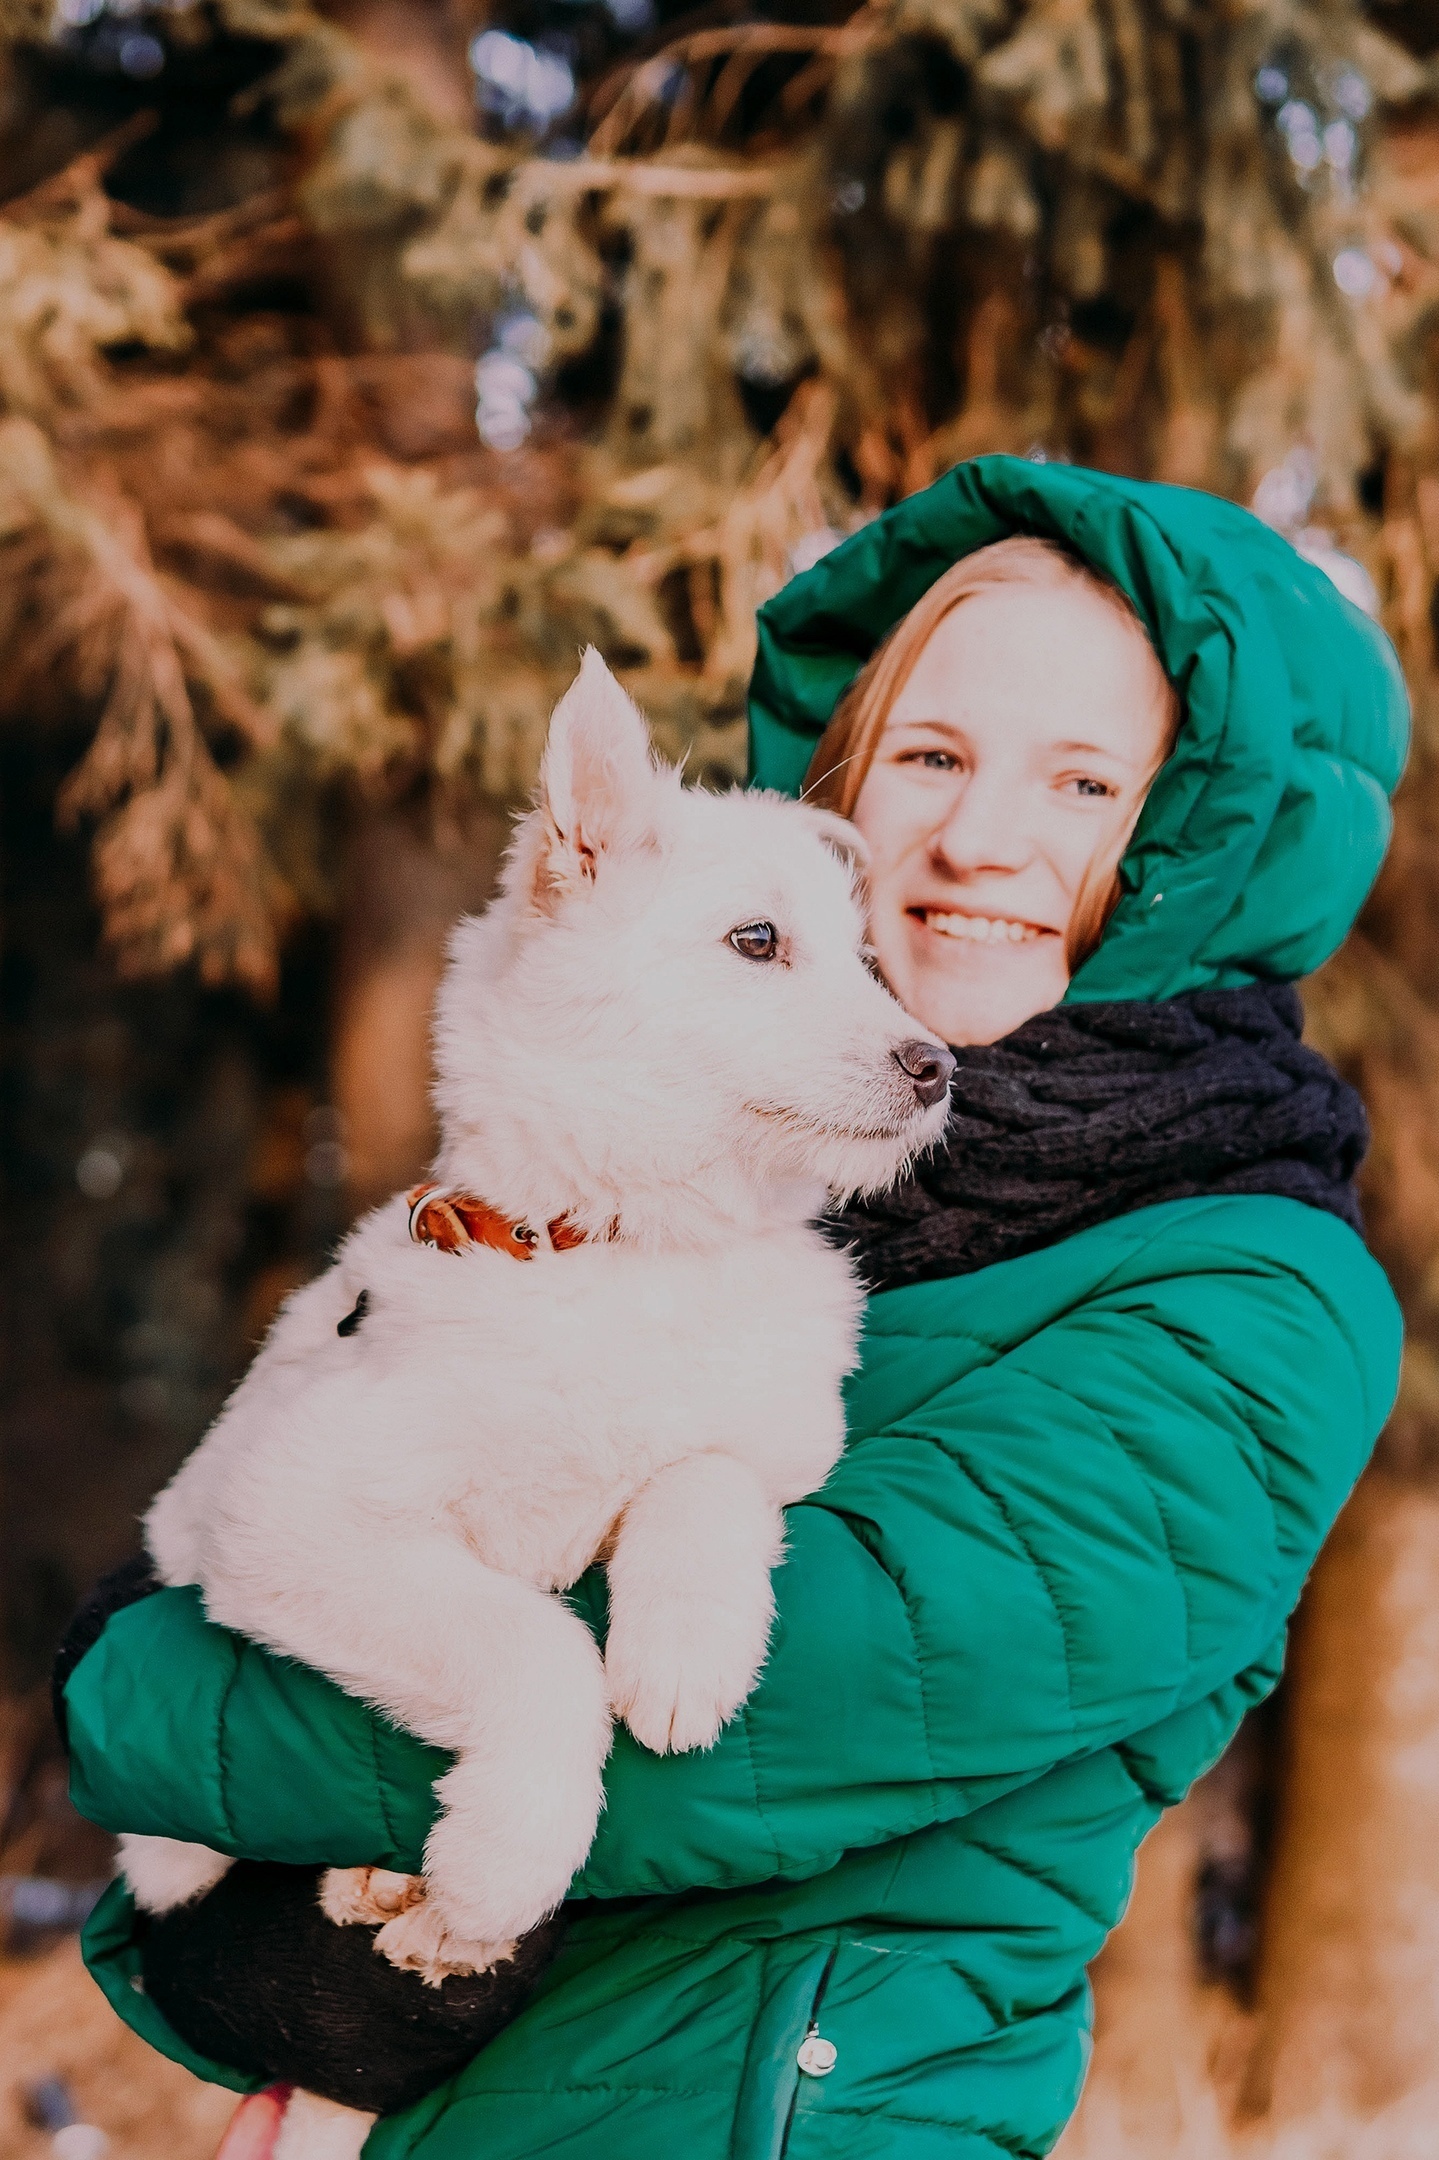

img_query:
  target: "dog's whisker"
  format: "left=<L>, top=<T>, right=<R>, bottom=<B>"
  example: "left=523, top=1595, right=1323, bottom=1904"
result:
left=798, top=749, right=863, bottom=804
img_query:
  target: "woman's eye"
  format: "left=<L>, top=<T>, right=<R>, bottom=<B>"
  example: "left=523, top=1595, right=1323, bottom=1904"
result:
left=1072, top=776, right=1112, bottom=798
left=729, top=920, right=779, bottom=961
left=907, top=749, right=958, bottom=770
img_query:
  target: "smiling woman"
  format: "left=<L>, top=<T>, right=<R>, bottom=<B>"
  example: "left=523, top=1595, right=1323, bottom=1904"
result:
left=58, top=458, right=1409, bottom=2160
left=804, top=539, right=1180, bottom=1045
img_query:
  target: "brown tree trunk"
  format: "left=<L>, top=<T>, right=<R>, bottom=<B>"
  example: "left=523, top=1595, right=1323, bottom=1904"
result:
left=1238, top=1468, right=1439, bottom=2146
left=1056, top=1793, right=1251, bottom=2159
left=330, top=804, right=507, bottom=1213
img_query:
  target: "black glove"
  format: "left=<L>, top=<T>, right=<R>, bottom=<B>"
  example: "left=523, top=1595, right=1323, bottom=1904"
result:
left=140, top=1860, right=565, bottom=2113
left=54, top=1562, right=565, bottom=2116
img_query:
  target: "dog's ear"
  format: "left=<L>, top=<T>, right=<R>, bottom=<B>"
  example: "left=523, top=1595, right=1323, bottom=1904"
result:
left=533, top=648, right=658, bottom=904
left=798, top=807, right=870, bottom=880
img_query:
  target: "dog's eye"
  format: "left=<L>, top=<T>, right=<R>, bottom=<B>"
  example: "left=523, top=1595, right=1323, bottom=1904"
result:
left=729, top=920, right=779, bottom=962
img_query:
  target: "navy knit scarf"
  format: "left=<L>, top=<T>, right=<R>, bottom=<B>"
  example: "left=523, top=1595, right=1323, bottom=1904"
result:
left=832, top=983, right=1366, bottom=1295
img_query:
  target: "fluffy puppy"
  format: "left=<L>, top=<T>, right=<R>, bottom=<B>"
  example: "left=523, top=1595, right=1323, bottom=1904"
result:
left=120, top=652, right=954, bottom=2157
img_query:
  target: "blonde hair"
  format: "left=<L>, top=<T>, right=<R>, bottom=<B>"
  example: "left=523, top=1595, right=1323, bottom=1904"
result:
left=802, top=536, right=1181, bottom=972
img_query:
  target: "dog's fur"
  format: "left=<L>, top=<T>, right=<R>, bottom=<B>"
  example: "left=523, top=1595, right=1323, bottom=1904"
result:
left=119, top=653, right=950, bottom=2151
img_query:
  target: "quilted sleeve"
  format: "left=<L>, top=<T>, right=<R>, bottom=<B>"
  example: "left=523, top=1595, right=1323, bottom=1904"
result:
left=64, top=1582, right=448, bottom=1870
left=573, top=1198, right=1400, bottom=1896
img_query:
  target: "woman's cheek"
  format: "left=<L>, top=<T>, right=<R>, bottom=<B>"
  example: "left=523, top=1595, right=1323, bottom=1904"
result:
left=852, top=789, right=914, bottom=875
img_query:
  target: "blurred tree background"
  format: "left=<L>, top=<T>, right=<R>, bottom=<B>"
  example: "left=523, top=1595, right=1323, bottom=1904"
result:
left=4, top=0, right=1439, bottom=2153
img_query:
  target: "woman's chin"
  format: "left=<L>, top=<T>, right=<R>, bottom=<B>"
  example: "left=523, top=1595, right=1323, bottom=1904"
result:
left=899, top=932, right=1068, bottom=1047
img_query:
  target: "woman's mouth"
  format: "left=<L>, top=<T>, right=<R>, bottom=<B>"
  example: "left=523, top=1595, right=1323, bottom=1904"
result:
left=910, top=908, right=1048, bottom=946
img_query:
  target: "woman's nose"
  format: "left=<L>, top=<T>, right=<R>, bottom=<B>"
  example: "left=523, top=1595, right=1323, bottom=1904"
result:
left=930, top=775, right=1032, bottom=875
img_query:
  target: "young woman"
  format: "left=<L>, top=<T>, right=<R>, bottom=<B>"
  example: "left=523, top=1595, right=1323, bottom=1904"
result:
left=65, top=457, right=1407, bottom=2160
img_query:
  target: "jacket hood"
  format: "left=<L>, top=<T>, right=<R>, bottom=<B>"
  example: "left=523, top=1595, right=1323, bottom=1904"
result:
left=748, top=455, right=1409, bottom=1001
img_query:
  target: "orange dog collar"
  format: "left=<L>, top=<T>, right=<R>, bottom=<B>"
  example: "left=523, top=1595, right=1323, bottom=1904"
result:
left=406, top=1184, right=597, bottom=1259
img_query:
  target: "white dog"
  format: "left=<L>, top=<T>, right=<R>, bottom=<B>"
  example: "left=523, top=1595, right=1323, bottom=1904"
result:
left=119, top=651, right=953, bottom=2158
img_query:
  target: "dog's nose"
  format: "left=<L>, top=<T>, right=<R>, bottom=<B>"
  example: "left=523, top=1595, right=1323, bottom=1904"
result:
left=893, top=1039, right=956, bottom=1109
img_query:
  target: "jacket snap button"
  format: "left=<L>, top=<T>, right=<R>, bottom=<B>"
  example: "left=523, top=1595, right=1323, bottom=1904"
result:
left=796, top=2035, right=837, bottom=2077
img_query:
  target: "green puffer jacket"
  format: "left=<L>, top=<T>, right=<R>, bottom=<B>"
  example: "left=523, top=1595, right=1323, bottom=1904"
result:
left=67, top=458, right=1407, bottom=2160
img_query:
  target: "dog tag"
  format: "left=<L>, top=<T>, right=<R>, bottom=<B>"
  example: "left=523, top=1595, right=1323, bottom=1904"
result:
left=796, top=2034, right=837, bottom=2078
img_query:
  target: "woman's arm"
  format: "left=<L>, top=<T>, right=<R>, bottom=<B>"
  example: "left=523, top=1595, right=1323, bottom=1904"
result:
left=578, top=1198, right=1398, bottom=1894
left=64, top=1581, right=448, bottom=1871
left=64, top=1198, right=1399, bottom=1897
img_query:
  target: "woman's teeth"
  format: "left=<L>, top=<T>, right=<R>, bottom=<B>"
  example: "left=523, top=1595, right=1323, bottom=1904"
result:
left=920, top=911, right=1038, bottom=945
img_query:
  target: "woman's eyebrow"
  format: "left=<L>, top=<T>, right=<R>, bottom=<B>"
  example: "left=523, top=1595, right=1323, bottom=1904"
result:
left=1048, top=738, right=1131, bottom=762
left=886, top=714, right=968, bottom=736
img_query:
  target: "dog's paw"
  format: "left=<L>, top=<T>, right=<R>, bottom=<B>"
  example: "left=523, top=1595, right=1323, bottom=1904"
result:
left=371, top=1896, right=516, bottom=1989
left=319, top=1865, right=425, bottom=1928
left=606, top=1600, right=765, bottom=1754
left=119, top=1833, right=234, bottom=1915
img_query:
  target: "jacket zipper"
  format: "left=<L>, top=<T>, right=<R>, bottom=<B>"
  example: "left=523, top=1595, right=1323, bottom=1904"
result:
left=777, top=1946, right=840, bottom=2158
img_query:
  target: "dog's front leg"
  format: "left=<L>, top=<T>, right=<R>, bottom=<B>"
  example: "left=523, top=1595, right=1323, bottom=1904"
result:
left=260, top=1533, right=614, bottom=1977
left=605, top=1454, right=784, bottom=1754
left=409, top=1580, right=612, bottom=1966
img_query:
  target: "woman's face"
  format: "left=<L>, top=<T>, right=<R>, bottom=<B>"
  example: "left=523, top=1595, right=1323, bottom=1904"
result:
left=850, top=581, right=1173, bottom=1047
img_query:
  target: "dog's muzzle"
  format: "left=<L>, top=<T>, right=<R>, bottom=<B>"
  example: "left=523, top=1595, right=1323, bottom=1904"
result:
left=893, top=1040, right=956, bottom=1110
